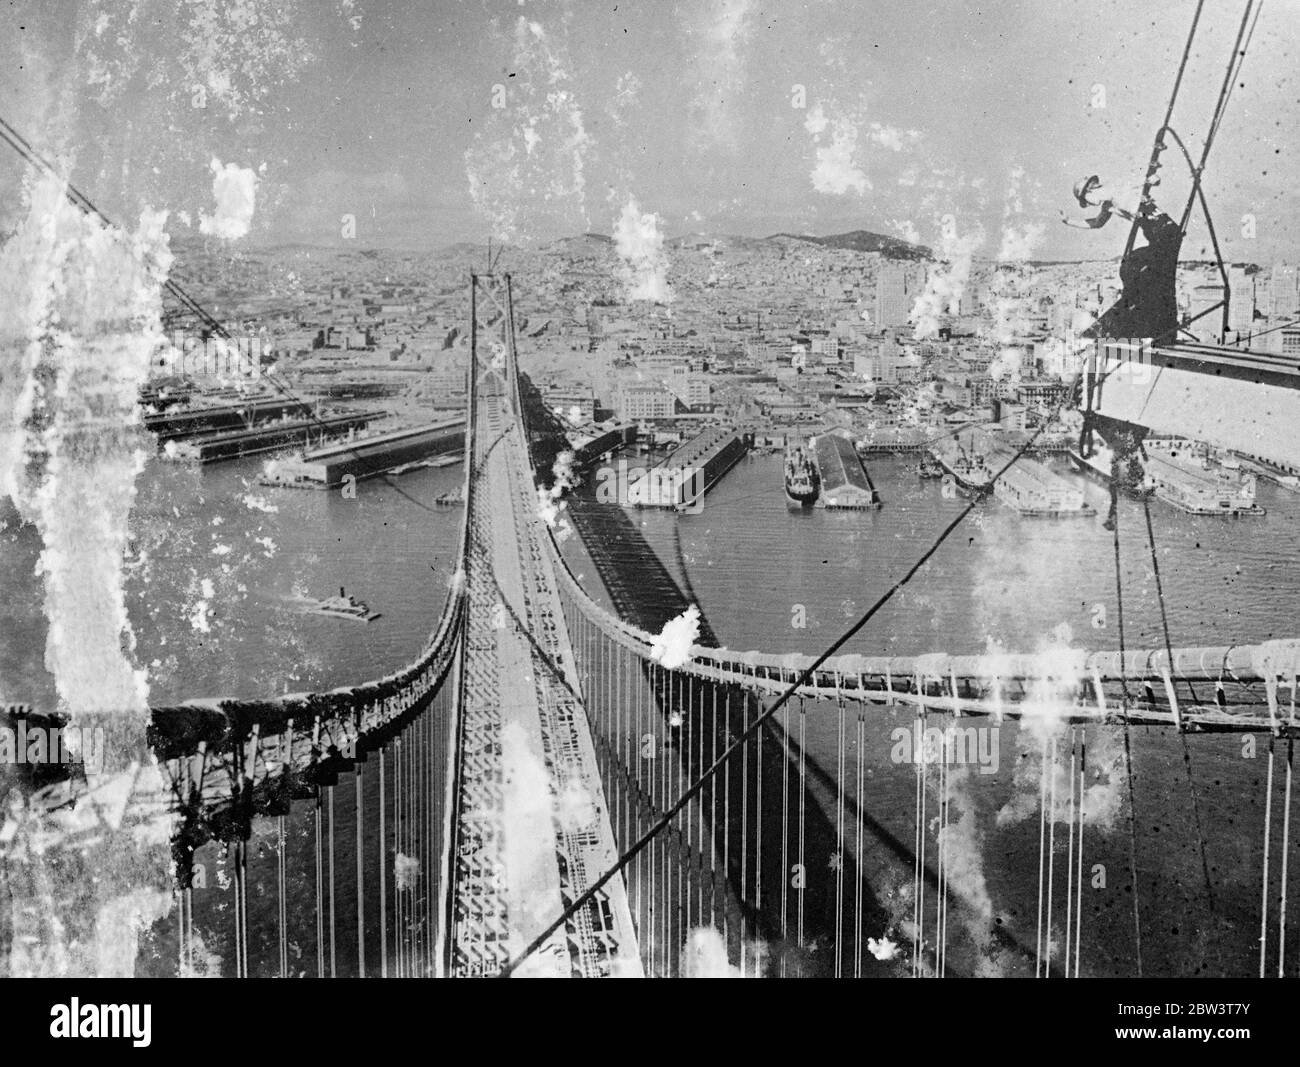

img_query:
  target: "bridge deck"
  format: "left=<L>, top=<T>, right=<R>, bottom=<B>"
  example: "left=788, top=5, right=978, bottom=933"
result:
left=449, top=346, right=641, bottom=977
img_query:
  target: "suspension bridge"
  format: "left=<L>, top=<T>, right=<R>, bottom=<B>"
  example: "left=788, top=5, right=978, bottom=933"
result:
left=127, top=272, right=1300, bottom=979
left=4, top=0, right=1299, bottom=980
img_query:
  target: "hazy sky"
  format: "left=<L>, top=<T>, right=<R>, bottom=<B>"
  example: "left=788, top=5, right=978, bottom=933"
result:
left=2, top=0, right=1298, bottom=261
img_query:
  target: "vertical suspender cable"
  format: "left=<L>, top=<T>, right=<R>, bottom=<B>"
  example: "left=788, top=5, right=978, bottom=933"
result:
left=1279, top=737, right=1293, bottom=978
left=1046, top=736, right=1058, bottom=977
left=1112, top=506, right=1144, bottom=976
left=1065, top=727, right=1077, bottom=979
left=1145, top=498, right=1215, bottom=912
left=780, top=701, right=789, bottom=976
left=756, top=692, right=765, bottom=971
left=835, top=700, right=846, bottom=978
left=855, top=711, right=864, bottom=978
left=278, top=814, right=288, bottom=978
left=741, top=691, right=749, bottom=972
left=315, top=791, right=324, bottom=978
left=1035, top=735, right=1049, bottom=978
left=915, top=704, right=928, bottom=977
left=1075, top=731, right=1087, bottom=977
left=380, top=747, right=388, bottom=978
left=797, top=699, right=806, bottom=956
left=1259, top=734, right=1274, bottom=978
left=356, top=765, right=365, bottom=977
left=328, top=783, right=337, bottom=978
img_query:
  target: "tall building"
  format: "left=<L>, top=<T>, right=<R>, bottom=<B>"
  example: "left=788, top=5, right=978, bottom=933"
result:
left=1268, top=262, right=1299, bottom=319
left=1227, top=266, right=1256, bottom=334
left=1187, top=283, right=1227, bottom=343
left=619, top=385, right=679, bottom=421
left=875, top=262, right=915, bottom=328
left=852, top=336, right=900, bottom=383
left=665, top=364, right=710, bottom=409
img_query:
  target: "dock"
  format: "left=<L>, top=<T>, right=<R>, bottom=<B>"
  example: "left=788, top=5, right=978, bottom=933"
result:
left=570, top=422, right=638, bottom=470
left=1145, top=448, right=1264, bottom=516
left=171, top=410, right=383, bottom=464
left=993, top=459, right=1095, bottom=517
left=261, top=417, right=467, bottom=488
left=145, top=397, right=310, bottom=442
left=812, top=433, right=880, bottom=509
left=628, top=425, right=748, bottom=511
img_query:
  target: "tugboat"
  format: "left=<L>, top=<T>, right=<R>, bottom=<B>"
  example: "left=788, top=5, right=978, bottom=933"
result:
left=917, top=454, right=944, bottom=479
left=297, top=587, right=382, bottom=622
left=784, top=439, right=821, bottom=508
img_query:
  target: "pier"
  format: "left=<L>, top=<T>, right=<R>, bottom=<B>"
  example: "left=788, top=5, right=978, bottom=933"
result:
left=993, top=458, right=1095, bottom=517
left=813, top=432, right=881, bottom=509
left=1144, top=447, right=1264, bottom=516
left=263, top=417, right=466, bottom=488
left=569, top=422, right=638, bottom=471
left=172, top=410, right=382, bottom=464
left=628, top=424, right=748, bottom=510
left=144, top=397, right=311, bottom=442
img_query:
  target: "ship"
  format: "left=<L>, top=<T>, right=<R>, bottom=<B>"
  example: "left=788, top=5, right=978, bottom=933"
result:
left=784, top=440, right=821, bottom=508
left=294, top=587, right=382, bottom=622
left=930, top=431, right=996, bottom=496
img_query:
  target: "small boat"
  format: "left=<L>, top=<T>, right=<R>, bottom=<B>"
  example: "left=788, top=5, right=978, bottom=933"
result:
left=917, top=455, right=944, bottom=479
left=434, top=488, right=464, bottom=507
left=296, top=587, right=382, bottom=622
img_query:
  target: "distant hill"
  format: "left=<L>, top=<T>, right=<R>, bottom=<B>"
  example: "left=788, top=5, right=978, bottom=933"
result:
left=766, top=229, right=930, bottom=260
left=543, top=233, right=615, bottom=255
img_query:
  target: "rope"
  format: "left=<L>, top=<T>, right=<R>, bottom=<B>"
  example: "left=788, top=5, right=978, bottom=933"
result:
left=1180, top=0, right=1262, bottom=235
left=1124, top=0, right=1206, bottom=258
